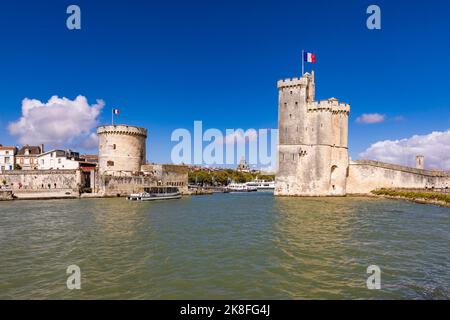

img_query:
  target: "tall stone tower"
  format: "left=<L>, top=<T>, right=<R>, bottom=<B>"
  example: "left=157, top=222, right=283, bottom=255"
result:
left=275, top=72, right=350, bottom=196
left=97, top=125, right=147, bottom=175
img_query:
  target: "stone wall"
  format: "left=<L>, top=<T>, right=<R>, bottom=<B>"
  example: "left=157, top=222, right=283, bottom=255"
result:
left=141, top=164, right=189, bottom=194
left=276, top=145, right=348, bottom=196
left=0, top=170, right=83, bottom=199
left=95, top=164, right=189, bottom=196
left=347, top=160, right=450, bottom=194
left=96, top=174, right=157, bottom=197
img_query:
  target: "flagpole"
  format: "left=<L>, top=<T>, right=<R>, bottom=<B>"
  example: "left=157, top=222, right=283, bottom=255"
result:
left=112, top=108, right=114, bottom=125
left=301, top=50, right=304, bottom=76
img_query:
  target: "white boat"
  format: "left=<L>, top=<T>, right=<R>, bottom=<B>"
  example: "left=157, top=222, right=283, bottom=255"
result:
left=245, top=179, right=275, bottom=191
left=127, top=187, right=182, bottom=201
left=227, top=182, right=258, bottom=192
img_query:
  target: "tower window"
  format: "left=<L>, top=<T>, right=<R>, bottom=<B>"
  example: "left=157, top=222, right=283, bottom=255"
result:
left=292, top=154, right=295, bottom=160
left=289, top=114, right=292, bottom=119
left=284, top=102, right=287, bottom=108
left=295, top=102, right=298, bottom=107
left=290, top=91, right=293, bottom=95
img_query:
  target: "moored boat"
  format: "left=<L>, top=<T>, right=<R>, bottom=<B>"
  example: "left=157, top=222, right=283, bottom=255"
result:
left=245, top=179, right=275, bottom=191
left=226, top=182, right=258, bottom=193
left=127, top=187, right=182, bottom=201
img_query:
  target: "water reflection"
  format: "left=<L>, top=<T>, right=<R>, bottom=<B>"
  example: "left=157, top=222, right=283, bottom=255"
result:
left=90, top=198, right=146, bottom=238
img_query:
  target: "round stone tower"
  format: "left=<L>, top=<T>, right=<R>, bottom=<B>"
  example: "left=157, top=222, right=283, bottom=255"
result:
left=97, top=125, right=147, bottom=175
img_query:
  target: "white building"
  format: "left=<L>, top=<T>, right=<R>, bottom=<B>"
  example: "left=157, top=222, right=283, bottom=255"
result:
left=37, top=150, right=81, bottom=170
left=0, top=145, right=17, bottom=171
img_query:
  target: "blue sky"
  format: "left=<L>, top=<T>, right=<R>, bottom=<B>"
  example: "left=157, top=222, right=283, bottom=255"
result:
left=0, top=0, right=449, bottom=167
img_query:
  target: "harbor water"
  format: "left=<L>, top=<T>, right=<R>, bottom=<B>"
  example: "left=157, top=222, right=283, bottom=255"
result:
left=0, top=193, right=449, bottom=299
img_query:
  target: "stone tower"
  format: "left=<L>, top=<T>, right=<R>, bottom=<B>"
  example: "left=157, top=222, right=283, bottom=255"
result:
left=97, top=125, right=147, bottom=175
left=275, top=72, right=350, bottom=196
left=416, top=155, right=424, bottom=169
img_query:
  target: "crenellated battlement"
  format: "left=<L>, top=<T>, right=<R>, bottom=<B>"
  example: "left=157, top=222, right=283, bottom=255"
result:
left=277, top=77, right=308, bottom=89
left=97, top=125, right=148, bottom=137
left=307, top=98, right=350, bottom=114
left=277, top=72, right=314, bottom=89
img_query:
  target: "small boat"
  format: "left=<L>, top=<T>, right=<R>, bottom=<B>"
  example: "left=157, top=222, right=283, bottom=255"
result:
left=227, top=182, right=258, bottom=193
left=127, top=187, right=182, bottom=201
left=245, top=179, right=275, bottom=191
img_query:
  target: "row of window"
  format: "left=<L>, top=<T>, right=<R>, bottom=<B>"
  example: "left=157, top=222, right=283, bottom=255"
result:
left=17, top=157, right=36, bottom=164
left=282, top=101, right=299, bottom=108
left=41, top=158, right=63, bottom=165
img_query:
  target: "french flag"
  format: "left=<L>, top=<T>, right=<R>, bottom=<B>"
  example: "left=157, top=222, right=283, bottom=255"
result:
left=303, top=52, right=316, bottom=63
left=113, top=108, right=120, bottom=115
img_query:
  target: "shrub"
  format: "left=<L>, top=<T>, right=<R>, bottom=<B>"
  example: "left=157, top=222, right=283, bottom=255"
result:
left=372, top=188, right=450, bottom=204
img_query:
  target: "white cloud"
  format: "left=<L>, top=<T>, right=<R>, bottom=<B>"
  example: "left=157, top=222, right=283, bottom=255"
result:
left=359, top=130, right=450, bottom=170
left=81, top=133, right=99, bottom=149
left=356, top=113, right=386, bottom=124
left=8, top=95, right=104, bottom=151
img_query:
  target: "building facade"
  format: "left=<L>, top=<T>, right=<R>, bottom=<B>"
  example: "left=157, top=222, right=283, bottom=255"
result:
left=0, top=145, right=17, bottom=171
left=275, top=71, right=350, bottom=196
left=81, top=154, right=99, bottom=164
left=37, top=149, right=81, bottom=170
left=15, top=145, right=44, bottom=170
left=236, top=157, right=250, bottom=172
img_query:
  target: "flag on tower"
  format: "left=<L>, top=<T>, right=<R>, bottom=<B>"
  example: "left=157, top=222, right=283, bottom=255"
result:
left=303, top=52, right=316, bottom=63
left=111, top=108, right=120, bottom=125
